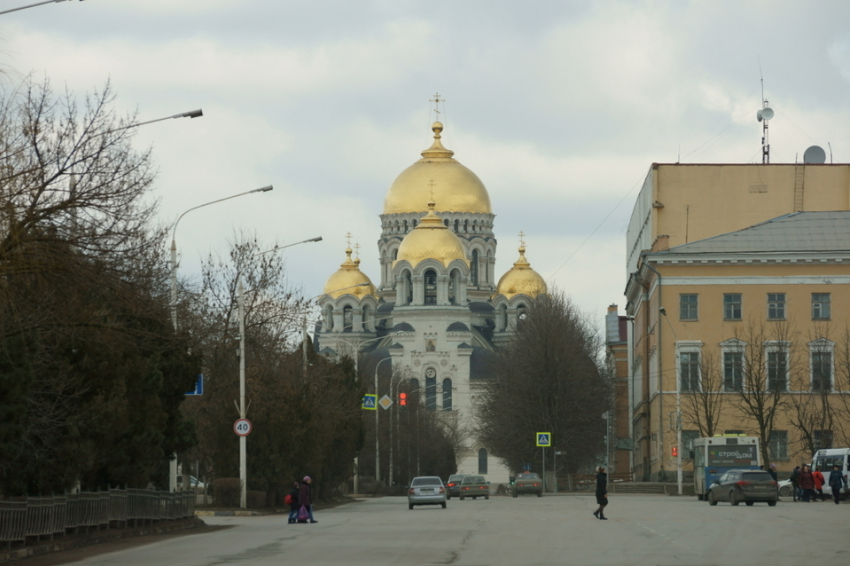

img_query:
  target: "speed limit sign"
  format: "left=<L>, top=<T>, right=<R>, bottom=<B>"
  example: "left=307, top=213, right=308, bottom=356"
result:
left=233, top=418, right=252, bottom=436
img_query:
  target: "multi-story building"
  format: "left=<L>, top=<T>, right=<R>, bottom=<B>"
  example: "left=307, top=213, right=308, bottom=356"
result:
left=624, top=163, right=850, bottom=481
left=605, top=304, right=631, bottom=476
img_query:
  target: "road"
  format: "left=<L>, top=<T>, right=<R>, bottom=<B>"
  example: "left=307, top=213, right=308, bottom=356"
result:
left=56, top=495, right=847, bottom=566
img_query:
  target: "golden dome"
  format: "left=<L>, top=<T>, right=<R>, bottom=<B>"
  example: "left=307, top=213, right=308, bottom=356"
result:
left=496, top=244, right=547, bottom=300
left=323, top=247, right=377, bottom=299
left=395, top=200, right=468, bottom=268
left=383, top=122, right=492, bottom=215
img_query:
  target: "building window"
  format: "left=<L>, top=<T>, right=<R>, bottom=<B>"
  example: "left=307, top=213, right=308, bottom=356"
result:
left=471, top=249, right=479, bottom=286
left=442, top=378, right=452, bottom=410
left=767, top=349, right=788, bottom=392
left=812, top=293, right=831, bottom=320
left=724, top=351, right=743, bottom=391
left=724, top=293, right=742, bottom=320
left=812, top=351, right=833, bottom=392
left=680, top=352, right=700, bottom=392
left=814, top=430, right=833, bottom=451
left=682, top=430, right=700, bottom=459
left=424, top=269, right=437, bottom=305
left=767, top=293, right=786, bottom=320
left=769, top=431, right=788, bottom=460
left=478, top=448, right=488, bottom=474
left=679, top=294, right=698, bottom=320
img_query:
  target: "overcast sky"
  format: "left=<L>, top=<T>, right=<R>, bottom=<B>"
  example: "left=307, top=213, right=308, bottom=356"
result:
left=3, top=0, right=849, bottom=331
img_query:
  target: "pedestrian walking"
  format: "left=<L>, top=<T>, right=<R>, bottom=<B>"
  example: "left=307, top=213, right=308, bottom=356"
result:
left=799, top=464, right=815, bottom=502
left=299, top=476, right=318, bottom=524
left=790, top=466, right=801, bottom=501
left=827, top=465, right=848, bottom=505
left=592, top=466, right=608, bottom=521
left=767, top=463, right=778, bottom=482
left=287, top=482, right=300, bottom=524
left=812, top=467, right=826, bottom=502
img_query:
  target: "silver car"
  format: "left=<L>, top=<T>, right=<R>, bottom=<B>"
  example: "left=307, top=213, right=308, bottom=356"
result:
left=407, top=476, right=447, bottom=509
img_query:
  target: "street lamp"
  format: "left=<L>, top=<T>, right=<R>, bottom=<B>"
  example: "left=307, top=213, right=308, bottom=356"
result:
left=168, top=185, right=272, bottom=493
left=660, top=307, right=682, bottom=496
left=236, top=237, right=323, bottom=509
left=0, top=0, right=79, bottom=16
left=374, top=356, right=393, bottom=483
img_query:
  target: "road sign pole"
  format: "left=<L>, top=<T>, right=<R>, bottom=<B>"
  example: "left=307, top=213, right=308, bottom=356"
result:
left=542, top=447, right=545, bottom=492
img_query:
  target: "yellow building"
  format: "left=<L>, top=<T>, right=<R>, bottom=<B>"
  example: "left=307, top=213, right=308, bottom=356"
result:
left=624, top=164, right=850, bottom=482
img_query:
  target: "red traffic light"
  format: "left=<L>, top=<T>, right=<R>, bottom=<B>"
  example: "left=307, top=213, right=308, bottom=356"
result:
left=672, top=446, right=678, bottom=457
left=399, top=392, right=407, bottom=406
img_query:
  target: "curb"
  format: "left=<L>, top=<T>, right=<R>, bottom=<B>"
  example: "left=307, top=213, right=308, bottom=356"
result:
left=194, top=510, right=268, bottom=517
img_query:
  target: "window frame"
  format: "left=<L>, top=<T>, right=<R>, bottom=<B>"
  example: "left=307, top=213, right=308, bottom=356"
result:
left=675, top=341, right=703, bottom=392
left=765, top=341, right=790, bottom=392
left=720, top=339, right=746, bottom=392
left=723, top=293, right=742, bottom=321
left=809, top=339, right=835, bottom=393
left=812, top=293, right=831, bottom=320
left=679, top=293, right=699, bottom=321
left=767, top=293, right=786, bottom=321
left=768, top=430, right=789, bottom=460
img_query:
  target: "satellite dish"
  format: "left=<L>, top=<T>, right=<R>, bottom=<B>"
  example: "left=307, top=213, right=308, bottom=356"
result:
left=760, top=107, right=774, bottom=121
left=803, top=145, right=826, bottom=164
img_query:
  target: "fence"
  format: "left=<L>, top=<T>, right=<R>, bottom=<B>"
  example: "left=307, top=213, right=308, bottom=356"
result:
left=0, top=488, right=195, bottom=549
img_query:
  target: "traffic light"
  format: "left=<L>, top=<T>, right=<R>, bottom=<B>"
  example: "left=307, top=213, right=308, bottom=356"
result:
left=672, top=446, right=678, bottom=457
left=399, top=392, right=407, bottom=406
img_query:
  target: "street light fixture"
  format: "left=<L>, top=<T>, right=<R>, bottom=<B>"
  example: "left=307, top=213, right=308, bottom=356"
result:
left=0, top=0, right=80, bottom=16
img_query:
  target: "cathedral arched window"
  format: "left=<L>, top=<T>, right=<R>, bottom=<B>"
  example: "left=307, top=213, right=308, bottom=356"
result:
left=478, top=448, right=488, bottom=474
left=454, top=219, right=459, bottom=233
left=403, top=220, right=408, bottom=233
left=425, top=368, right=437, bottom=411
left=485, top=250, right=492, bottom=284
left=444, top=219, right=449, bottom=227
left=517, top=304, right=528, bottom=327
left=471, top=250, right=479, bottom=286
left=409, top=378, right=420, bottom=406
left=412, top=219, right=417, bottom=228
left=403, top=270, right=412, bottom=305
left=392, top=249, right=398, bottom=260
left=424, top=269, right=437, bottom=305
left=442, top=378, right=452, bottom=410
left=343, top=306, right=353, bottom=331
left=448, top=268, right=459, bottom=305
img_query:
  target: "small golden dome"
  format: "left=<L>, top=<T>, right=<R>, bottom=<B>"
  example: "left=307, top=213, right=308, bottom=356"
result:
left=496, top=244, right=547, bottom=300
left=323, top=247, right=377, bottom=299
left=395, top=200, right=468, bottom=268
left=383, top=122, right=492, bottom=215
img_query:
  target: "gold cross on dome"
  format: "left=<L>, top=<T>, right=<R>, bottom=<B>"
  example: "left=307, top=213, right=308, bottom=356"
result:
left=429, top=93, right=444, bottom=120
left=519, top=231, right=526, bottom=246
left=345, top=232, right=352, bottom=247
left=354, top=243, right=361, bottom=259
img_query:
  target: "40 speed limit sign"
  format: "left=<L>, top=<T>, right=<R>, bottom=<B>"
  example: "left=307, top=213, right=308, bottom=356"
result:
left=233, top=418, right=253, bottom=436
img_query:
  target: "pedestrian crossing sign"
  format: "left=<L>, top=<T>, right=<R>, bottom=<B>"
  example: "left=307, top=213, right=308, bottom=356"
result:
left=536, top=432, right=551, bottom=447
left=362, top=394, right=377, bottom=410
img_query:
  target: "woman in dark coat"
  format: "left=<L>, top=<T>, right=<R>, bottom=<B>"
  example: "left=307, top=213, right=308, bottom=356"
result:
left=287, top=482, right=300, bottom=524
left=799, top=464, right=815, bottom=502
left=593, top=467, right=609, bottom=520
left=299, top=476, right=317, bottom=523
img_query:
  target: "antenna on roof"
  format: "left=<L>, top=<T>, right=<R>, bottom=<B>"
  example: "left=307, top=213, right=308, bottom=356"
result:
left=756, top=64, right=773, bottom=164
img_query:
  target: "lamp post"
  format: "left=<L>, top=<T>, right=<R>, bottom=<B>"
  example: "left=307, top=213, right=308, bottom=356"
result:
left=660, top=306, right=682, bottom=495
left=235, top=237, right=323, bottom=509
left=0, top=0, right=79, bottom=16
left=374, top=356, right=393, bottom=483
left=169, top=185, right=272, bottom=493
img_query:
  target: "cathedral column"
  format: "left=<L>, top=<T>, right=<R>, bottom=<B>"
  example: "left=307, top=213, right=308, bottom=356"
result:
left=458, top=274, right=468, bottom=304
left=437, top=274, right=450, bottom=305
left=411, top=275, right=424, bottom=306
left=352, top=308, right=364, bottom=333
left=395, top=274, right=407, bottom=306
left=332, top=309, right=344, bottom=332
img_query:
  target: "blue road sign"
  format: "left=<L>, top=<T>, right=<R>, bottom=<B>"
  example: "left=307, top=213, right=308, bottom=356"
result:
left=536, top=432, right=552, bottom=447
left=362, top=394, right=377, bottom=410
left=523, top=463, right=532, bottom=471
left=186, top=375, right=203, bottom=396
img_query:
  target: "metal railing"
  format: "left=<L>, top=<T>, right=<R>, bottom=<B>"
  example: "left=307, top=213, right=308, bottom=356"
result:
left=0, top=488, right=195, bottom=548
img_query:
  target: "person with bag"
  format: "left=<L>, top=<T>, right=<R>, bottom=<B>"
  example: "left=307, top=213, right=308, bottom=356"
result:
left=592, top=466, right=609, bottom=521
left=812, top=467, right=826, bottom=502
left=299, top=476, right=317, bottom=524
left=799, top=464, right=815, bottom=502
left=286, top=482, right=300, bottom=524
left=827, top=464, right=848, bottom=505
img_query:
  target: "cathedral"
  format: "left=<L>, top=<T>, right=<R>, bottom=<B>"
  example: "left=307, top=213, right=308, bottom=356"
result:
left=316, top=120, right=547, bottom=482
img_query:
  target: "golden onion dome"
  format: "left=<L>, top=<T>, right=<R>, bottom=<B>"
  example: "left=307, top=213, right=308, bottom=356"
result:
left=395, top=200, right=468, bottom=268
left=496, top=244, right=547, bottom=300
left=383, top=122, right=492, bottom=215
left=323, top=247, right=377, bottom=299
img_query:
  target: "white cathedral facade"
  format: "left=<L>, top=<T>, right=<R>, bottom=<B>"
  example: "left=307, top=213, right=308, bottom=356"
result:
left=315, top=121, right=546, bottom=482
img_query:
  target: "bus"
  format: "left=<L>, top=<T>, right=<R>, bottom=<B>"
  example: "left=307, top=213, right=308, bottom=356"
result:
left=693, top=435, right=761, bottom=500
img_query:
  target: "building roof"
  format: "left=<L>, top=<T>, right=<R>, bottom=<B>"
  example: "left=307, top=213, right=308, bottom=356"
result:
left=653, top=211, right=850, bottom=256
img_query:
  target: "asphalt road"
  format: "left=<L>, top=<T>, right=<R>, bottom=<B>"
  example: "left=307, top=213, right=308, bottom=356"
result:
left=54, top=494, right=848, bottom=566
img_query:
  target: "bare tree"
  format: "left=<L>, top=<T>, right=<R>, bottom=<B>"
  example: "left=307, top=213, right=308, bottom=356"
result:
left=475, top=290, right=612, bottom=475
left=731, top=320, right=796, bottom=468
left=681, top=350, right=725, bottom=438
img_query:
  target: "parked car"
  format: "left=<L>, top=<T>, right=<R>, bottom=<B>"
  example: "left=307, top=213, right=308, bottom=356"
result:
left=407, top=476, right=447, bottom=510
left=176, top=475, right=205, bottom=489
left=777, top=478, right=793, bottom=498
left=707, top=469, right=777, bottom=506
left=458, top=475, right=489, bottom=500
left=512, top=472, right=543, bottom=498
left=445, top=474, right=467, bottom=500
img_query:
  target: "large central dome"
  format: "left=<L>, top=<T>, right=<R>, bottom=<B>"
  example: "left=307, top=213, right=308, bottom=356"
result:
left=383, top=122, right=492, bottom=215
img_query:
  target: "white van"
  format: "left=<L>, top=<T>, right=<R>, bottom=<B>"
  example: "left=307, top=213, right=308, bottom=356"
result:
left=811, top=448, right=850, bottom=497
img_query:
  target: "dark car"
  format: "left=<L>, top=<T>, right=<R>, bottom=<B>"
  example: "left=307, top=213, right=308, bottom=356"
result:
left=512, top=472, right=543, bottom=497
left=459, top=475, right=490, bottom=500
left=445, top=474, right=467, bottom=500
left=707, top=469, right=778, bottom=506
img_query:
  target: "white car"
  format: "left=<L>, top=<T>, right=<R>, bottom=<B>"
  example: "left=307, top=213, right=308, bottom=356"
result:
left=407, top=476, right=447, bottom=509
left=778, top=478, right=839, bottom=498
